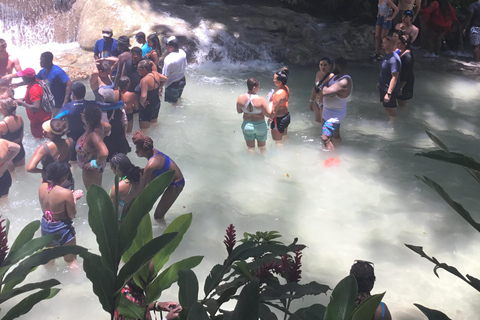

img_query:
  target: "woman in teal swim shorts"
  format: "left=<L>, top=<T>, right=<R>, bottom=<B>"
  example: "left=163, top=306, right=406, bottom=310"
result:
left=236, top=77, right=270, bottom=152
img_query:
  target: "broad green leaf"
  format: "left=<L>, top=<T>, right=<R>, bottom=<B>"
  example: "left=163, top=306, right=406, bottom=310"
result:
left=187, top=302, right=210, bottom=320
left=178, top=268, right=199, bottom=311
left=115, top=232, right=178, bottom=294
left=231, top=278, right=259, bottom=320
left=425, top=131, right=449, bottom=152
left=3, top=234, right=59, bottom=266
left=260, top=281, right=330, bottom=301
left=259, top=303, right=278, bottom=320
left=8, top=221, right=40, bottom=253
left=118, top=171, right=175, bottom=257
left=290, top=303, right=326, bottom=320
left=117, top=292, right=146, bottom=319
left=417, top=175, right=480, bottom=233
left=81, top=252, right=116, bottom=314
left=153, top=213, right=193, bottom=275
left=416, top=150, right=480, bottom=172
left=1, top=288, right=60, bottom=320
left=122, top=214, right=153, bottom=264
left=351, top=292, right=385, bottom=320
left=323, top=275, right=357, bottom=320
left=87, top=184, right=119, bottom=272
left=2, top=246, right=86, bottom=290
left=0, top=279, right=60, bottom=304
left=146, top=255, right=203, bottom=304
left=204, top=264, right=228, bottom=297
left=233, top=261, right=252, bottom=280
left=414, top=303, right=452, bottom=320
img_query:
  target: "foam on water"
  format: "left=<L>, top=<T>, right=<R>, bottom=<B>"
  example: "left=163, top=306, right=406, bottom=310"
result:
left=1, top=43, right=480, bottom=320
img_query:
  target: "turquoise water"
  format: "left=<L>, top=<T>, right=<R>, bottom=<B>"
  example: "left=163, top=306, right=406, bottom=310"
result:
left=1, top=47, right=480, bottom=319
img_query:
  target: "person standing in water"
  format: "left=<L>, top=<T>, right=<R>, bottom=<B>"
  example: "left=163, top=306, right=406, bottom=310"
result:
left=317, top=57, right=352, bottom=151
left=138, top=60, right=166, bottom=129
left=0, top=39, right=22, bottom=86
left=269, top=67, right=290, bottom=144
left=0, top=98, right=25, bottom=166
left=0, top=138, right=20, bottom=198
left=309, top=57, right=334, bottom=124
left=236, top=78, right=270, bottom=152
left=350, top=260, right=392, bottom=320
left=162, top=36, right=187, bottom=105
left=132, top=131, right=184, bottom=220
left=378, top=35, right=401, bottom=122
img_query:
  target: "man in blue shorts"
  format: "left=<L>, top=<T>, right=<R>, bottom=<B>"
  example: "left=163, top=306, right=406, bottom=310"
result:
left=378, top=35, right=401, bottom=122
left=318, top=57, right=353, bottom=151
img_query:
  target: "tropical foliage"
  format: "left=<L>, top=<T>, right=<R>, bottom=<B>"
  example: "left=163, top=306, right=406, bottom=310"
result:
left=406, top=131, right=480, bottom=320
left=0, top=217, right=86, bottom=320
left=82, top=170, right=202, bottom=320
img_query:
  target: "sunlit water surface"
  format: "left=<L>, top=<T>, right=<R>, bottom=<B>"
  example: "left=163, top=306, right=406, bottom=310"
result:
left=1, top=43, right=480, bottom=320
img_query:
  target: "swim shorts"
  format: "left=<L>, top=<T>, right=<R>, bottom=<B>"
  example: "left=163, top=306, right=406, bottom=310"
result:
left=0, top=170, right=12, bottom=197
left=322, top=119, right=340, bottom=138
left=165, top=77, right=186, bottom=104
left=397, top=79, right=415, bottom=101
left=41, top=216, right=75, bottom=246
left=470, top=26, right=480, bottom=46
left=270, top=112, right=291, bottom=134
left=242, top=120, right=268, bottom=142
left=376, top=15, right=392, bottom=30
left=379, top=89, right=398, bottom=108
left=12, top=143, right=25, bottom=164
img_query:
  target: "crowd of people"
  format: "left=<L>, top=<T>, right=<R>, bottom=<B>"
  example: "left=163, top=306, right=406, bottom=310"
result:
left=371, top=0, right=480, bottom=61
left=0, top=2, right=477, bottom=316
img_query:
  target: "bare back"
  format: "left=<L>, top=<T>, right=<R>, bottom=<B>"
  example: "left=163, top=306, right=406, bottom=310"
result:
left=38, top=183, right=76, bottom=220
left=236, top=93, right=269, bottom=121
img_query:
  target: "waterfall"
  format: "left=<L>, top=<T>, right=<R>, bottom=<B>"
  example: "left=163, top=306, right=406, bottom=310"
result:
left=0, top=0, right=77, bottom=47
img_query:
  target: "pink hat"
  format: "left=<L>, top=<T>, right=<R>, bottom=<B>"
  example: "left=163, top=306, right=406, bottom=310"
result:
left=17, top=68, right=36, bottom=78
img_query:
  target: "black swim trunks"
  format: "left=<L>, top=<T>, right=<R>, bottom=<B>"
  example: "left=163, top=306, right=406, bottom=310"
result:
left=379, top=89, right=398, bottom=108
left=270, top=112, right=291, bottom=134
left=12, top=143, right=25, bottom=164
left=0, top=170, right=12, bottom=197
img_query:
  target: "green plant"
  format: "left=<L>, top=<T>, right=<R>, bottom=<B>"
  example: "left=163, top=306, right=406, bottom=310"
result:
left=0, top=217, right=86, bottom=320
left=406, top=131, right=480, bottom=320
left=82, top=170, right=202, bottom=320
left=177, top=226, right=330, bottom=320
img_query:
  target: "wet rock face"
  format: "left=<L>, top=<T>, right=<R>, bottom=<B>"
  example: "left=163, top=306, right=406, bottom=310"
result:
left=74, top=0, right=375, bottom=65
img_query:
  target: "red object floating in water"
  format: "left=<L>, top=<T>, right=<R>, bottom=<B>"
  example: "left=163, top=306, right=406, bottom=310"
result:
left=324, top=157, right=340, bottom=167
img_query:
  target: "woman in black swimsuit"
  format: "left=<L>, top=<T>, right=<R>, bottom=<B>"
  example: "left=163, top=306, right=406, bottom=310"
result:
left=137, top=60, right=166, bottom=129
left=0, top=98, right=25, bottom=166
left=27, top=119, right=75, bottom=189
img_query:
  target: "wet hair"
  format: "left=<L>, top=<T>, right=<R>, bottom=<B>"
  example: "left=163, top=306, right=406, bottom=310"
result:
left=50, top=119, right=68, bottom=136
left=118, top=76, right=131, bottom=92
left=247, top=77, right=259, bottom=91
left=131, top=47, right=142, bottom=56
left=45, top=161, right=70, bottom=185
left=147, top=33, right=162, bottom=54
left=0, top=98, right=17, bottom=115
left=320, top=57, right=332, bottom=65
left=136, top=32, right=146, bottom=41
left=132, top=131, right=154, bottom=152
left=399, top=34, right=412, bottom=49
left=41, top=51, right=54, bottom=63
left=97, top=60, right=111, bottom=73
left=138, top=59, right=153, bottom=72
left=275, top=66, right=289, bottom=85
left=350, top=260, right=376, bottom=307
left=110, top=153, right=143, bottom=183
left=334, top=57, right=347, bottom=70
left=83, top=104, right=102, bottom=128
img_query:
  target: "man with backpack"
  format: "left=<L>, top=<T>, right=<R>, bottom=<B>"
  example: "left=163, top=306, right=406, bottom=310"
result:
left=14, top=68, right=51, bottom=138
left=37, top=52, right=71, bottom=116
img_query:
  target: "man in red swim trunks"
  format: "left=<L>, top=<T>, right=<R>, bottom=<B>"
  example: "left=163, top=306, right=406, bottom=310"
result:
left=15, top=68, right=51, bottom=138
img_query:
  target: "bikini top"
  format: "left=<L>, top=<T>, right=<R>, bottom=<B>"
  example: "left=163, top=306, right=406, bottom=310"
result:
left=41, top=138, right=74, bottom=170
left=1, top=119, right=23, bottom=141
left=150, top=149, right=171, bottom=178
left=242, top=93, right=263, bottom=115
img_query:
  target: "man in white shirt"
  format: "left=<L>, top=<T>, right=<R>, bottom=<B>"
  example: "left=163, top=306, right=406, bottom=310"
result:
left=162, top=36, right=187, bottom=104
